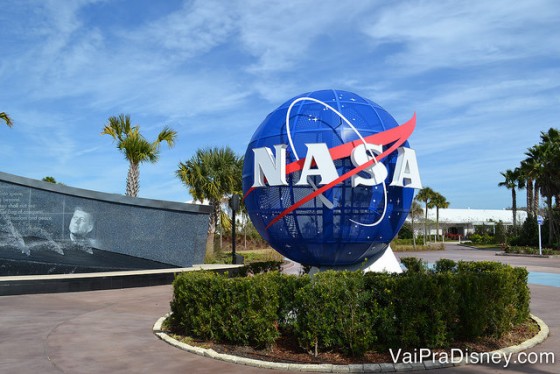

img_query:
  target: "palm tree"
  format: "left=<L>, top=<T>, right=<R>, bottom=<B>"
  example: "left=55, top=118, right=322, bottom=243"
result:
left=521, top=148, right=544, bottom=218
left=519, top=159, right=534, bottom=217
left=102, top=114, right=177, bottom=197
left=532, top=128, right=560, bottom=245
left=1, top=112, right=14, bottom=127
left=431, top=192, right=449, bottom=242
left=515, top=168, right=526, bottom=221
left=507, top=127, right=560, bottom=246
left=498, top=169, right=521, bottom=230
left=177, top=146, right=243, bottom=254
left=42, top=176, right=58, bottom=184
left=415, top=187, right=436, bottom=244
left=409, top=200, right=423, bottom=248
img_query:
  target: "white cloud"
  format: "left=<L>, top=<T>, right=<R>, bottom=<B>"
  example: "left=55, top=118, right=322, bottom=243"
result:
left=122, top=0, right=237, bottom=61
left=361, top=0, right=560, bottom=73
left=235, top=0, right=372, bottom=74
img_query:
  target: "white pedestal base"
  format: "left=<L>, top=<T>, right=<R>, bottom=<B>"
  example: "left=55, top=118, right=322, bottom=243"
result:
left=362, top=245, right=402, bottom=273
left=309, top=245, right=403, bottom=275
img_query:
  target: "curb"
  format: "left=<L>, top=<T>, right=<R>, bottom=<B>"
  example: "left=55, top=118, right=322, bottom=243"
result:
left=153, top=314, right=549, bottom=372
left=496, top=253, right=560, bottom=259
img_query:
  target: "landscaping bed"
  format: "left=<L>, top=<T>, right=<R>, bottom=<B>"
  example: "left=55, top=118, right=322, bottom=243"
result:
left=163, top=317, right=539, bottom=365
left=167, top=259, right=532, bottom=362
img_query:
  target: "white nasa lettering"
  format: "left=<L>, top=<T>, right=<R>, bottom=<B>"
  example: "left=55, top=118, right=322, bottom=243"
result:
left=350, top=143, right=388, bottom=187
left=251, top=143, right=421, bottom=189
left=295, top=143, right=339, bottom=186
left=253, top=144, right=288, bottom=187
left=389, top=147, right=422, bottom=188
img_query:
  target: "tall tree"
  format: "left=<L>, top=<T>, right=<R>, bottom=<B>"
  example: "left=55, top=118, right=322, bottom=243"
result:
left=515, top=168, right=526, bottom=220
left=532, top=128, right=560, bottom=245
left=519, top=161, right=533, bottom=217
left=1, top=112, right=14, bottom=127
left=177, top=146, right=243, bottom=254
left=409, top=200, right=423, bottom=248
left=42, top=176, right=58, bottom=184
left=521, top=150, right=542, bottom=217
left=101, top=114, right=176, bottom=197
left=506, top=127, right=560, bottom=247
left=498, top=169, right=521, bottom=229
left=431, top=192, right=450, bottom=242
left=415, top=187, right=436, bottom=244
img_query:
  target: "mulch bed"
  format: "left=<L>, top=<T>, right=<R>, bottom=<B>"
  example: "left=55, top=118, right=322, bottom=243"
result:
left=166, top=318, right=539, bottom=365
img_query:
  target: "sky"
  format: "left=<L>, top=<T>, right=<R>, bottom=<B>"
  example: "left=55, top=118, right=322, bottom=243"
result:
left=1, top=0, right=559, bottom=210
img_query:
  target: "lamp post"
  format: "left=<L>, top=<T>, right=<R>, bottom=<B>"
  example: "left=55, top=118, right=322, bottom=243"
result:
left=229, top=194, right=241, bottom=264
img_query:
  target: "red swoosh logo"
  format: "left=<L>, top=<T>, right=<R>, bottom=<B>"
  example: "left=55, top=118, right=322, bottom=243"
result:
left=244, top=113, right=416, bottom=229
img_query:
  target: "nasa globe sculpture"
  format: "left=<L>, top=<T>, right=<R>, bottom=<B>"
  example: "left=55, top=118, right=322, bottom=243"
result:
left=242, top=90, right=421, bottom=272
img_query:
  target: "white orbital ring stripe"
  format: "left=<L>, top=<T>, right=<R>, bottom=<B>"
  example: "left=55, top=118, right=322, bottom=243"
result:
left=285, top=97, right=387, bottom=227
left=285, top=98, right=335, bottom=209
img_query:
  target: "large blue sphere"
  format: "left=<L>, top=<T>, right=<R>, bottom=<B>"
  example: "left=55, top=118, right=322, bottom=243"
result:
left=242, top=90, right=413, bottom=266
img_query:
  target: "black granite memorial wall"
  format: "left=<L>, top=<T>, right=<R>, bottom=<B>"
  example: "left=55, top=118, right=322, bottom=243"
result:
left=0, top=171, right=211, bottom=275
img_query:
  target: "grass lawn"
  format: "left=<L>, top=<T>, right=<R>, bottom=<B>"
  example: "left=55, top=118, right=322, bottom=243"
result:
left=206, top=247, right=283, bottom=264
left=391, top=242, right=445, bottom=252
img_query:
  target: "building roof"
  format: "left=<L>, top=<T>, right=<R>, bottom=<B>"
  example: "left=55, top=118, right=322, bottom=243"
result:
left=423, top=208, right=527, bottom=225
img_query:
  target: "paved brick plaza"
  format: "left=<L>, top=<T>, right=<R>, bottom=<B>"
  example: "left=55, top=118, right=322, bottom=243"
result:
left=0, top=244, right=558, bottom=373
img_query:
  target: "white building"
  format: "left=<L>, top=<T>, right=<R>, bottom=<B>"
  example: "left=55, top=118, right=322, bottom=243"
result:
left=413, top=208, right=527, bottom=239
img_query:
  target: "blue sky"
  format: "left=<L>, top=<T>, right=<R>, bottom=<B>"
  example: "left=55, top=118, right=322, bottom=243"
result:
left=1, top=0, right=559, bottom=209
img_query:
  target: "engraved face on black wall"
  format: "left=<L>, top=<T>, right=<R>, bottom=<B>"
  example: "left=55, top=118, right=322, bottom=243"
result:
left=0, top=173, right=211, bottom=275
left=69, top=207, right=94, bottom=242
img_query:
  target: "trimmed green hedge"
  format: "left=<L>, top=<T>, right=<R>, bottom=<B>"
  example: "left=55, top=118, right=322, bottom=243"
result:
left=169, top=271, right=282, bottom=348
left=169, top=259, right=530, bottom=356
left=295, top=270, right=377, bottom=356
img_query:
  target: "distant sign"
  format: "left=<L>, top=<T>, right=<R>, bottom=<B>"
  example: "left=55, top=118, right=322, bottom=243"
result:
left=537, top=215, right=544, bottom=225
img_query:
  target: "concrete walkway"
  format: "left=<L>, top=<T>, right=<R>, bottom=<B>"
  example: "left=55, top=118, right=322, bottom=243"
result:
left=0, top=245, right=558, bottom=373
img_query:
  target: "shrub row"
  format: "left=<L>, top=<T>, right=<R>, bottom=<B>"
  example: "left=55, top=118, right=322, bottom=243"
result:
left=505, top=245, right=559, bottom=256
left=169, top=259, right=530, bottom=357
left=170, top=271, right=281, bottom=347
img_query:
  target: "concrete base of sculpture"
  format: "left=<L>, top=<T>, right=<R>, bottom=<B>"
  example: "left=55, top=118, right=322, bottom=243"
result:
left=309, top=245, right=403, bottom=275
